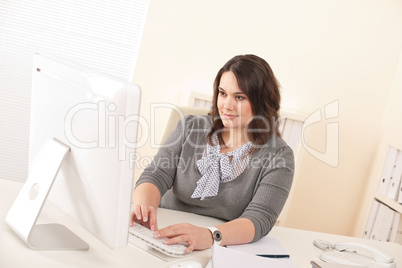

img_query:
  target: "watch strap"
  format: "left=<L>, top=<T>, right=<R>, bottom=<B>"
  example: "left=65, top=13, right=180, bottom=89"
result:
left=207, top=227, right=222, bottom=246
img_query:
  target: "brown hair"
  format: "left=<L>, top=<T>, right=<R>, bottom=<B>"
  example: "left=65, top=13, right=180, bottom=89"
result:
left=207, top=54, right=281, bottom=149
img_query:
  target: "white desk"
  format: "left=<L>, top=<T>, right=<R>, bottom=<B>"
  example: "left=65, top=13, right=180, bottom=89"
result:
left=1, top=179, right=401, bottom=268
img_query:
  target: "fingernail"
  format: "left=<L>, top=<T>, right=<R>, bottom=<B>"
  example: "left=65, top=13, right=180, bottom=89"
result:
left=137, top=215, right=141, bottom=220
left=150, top=225, right=155, bottom=231
left=143, top=217, right=148, bottom=222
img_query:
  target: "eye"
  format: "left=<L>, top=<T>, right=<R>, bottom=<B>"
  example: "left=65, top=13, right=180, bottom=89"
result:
left=236, top=95, right=246, bottom=100
left=218, top=90, right=226, bottom=96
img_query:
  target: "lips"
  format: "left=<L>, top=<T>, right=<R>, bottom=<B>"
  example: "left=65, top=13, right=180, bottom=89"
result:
left=221, top=113, right=239, bottom=120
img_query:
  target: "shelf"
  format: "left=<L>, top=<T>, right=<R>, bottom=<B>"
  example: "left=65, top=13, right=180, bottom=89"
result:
left=374, top=192, right=402, bottom=214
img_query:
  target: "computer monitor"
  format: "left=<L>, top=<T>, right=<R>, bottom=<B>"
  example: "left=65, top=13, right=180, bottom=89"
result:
left=6, top=53, right=141, bottom=250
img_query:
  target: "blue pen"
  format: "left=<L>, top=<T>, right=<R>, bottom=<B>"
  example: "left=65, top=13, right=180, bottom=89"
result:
left=257, top=254, right=290, bottom=258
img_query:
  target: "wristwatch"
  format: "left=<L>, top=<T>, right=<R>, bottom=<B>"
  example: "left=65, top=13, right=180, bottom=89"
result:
left=207, top=227, right=222, bottom=246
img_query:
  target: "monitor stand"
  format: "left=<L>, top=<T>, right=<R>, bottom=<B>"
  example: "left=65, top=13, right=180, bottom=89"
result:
left=6, top=138, right=89, bottom=250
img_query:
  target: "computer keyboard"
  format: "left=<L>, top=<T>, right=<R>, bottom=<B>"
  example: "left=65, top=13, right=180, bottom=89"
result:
left=129, top=222, right=191, bottom=257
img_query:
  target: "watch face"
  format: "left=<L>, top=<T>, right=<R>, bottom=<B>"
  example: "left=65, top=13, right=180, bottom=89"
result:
left=213, top=230, right=222, bottom=242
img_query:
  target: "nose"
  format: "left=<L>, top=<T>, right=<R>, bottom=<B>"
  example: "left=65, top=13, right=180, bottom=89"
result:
left=223, top=96, right=236, bottom=110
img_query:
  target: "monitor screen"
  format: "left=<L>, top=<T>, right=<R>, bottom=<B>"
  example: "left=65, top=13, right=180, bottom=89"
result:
left=15, top=54, right=141, bottom=249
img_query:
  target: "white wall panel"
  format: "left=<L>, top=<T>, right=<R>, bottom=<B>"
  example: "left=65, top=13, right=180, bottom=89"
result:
left=0, top=0, right=149, bottom=181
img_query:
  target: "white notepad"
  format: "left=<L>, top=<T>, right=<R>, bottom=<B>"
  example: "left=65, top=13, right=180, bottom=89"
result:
left=227, top=236, right=288, bottom=256
left=212, top=245, right=297, bottom=268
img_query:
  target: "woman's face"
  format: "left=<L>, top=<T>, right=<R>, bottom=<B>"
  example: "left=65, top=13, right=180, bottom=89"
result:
left=217, top=71, right=254, bottom=130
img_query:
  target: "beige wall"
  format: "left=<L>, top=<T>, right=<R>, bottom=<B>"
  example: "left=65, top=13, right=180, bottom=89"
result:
left=352, top=49, right=402, bottom=237
left=132, top=0, right=402, bottom=236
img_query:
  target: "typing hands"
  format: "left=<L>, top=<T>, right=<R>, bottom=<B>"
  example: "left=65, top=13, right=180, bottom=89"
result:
left=155, top=223, right=214, bottom=253
left=130, top=204, right=158, bottom=231
left=130, top=206, right=213, bottom=253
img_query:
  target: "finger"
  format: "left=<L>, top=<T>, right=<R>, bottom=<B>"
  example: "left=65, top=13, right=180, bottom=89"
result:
left=130, top=212, right=135, bottom=226
left=149, top=207, right=158, bottom=231
left=163, top=234, right=187, bottom=245
left=130, top=207, right=140, bottom=226
left=159, top=223, right=184, bottom=234
left=156, top=226, right=175, bottom=239
left=185, top=244, right=195, bottom=253
left=134, top=205, right=142, bottom=221
left=140, top=205, right=149, bottom=222
left=158, top=224, right=187, bottom=239
left=164, top=235, right=194, bottom=253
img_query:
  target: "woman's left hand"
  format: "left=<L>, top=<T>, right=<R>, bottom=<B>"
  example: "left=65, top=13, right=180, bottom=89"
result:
left=154, top=223, right=214, bottom=253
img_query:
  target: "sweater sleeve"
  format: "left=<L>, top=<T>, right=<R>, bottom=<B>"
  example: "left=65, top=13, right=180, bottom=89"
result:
left=240, top=145, right=294, bottom=242
left=135, top=115, right=193, bottom=196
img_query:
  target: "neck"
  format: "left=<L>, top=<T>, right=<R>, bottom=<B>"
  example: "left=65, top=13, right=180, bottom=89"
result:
left=220, top=128, right=248, bottom=149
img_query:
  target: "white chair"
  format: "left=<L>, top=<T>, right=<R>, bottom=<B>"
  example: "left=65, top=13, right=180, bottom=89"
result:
left=160, top=106, right=210, bottom=144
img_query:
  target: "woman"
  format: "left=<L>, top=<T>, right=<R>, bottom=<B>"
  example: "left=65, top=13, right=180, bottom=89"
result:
left=130, top=54, right=294, bottom=253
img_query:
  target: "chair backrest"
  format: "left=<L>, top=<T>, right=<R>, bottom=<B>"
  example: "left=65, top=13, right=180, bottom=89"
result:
left=161, top=107, right=305, bottom=154
left=278, top=110, right=305, bottom=156
left=160, top=106, right=210, bottom=144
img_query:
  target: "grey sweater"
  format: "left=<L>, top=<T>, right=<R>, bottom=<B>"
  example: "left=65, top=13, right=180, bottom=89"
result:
left=136, top=115, right=294, bottom=242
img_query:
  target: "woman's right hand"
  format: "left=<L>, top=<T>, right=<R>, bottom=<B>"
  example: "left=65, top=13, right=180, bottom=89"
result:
left=131, top=183, right=161, bottom=230
left=130, top=204, right=158, bottom=231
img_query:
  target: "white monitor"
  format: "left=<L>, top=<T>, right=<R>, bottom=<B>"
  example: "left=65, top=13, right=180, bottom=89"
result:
left=6, top=54, right=141, bottom=250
